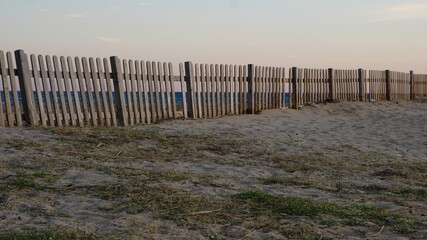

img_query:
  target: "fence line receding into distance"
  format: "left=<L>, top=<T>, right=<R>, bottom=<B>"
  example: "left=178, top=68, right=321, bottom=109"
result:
left=0, top=49, right=426, bottom=127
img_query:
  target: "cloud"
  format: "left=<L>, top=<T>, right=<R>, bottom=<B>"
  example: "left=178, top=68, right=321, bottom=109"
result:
left=64, top=14, right=85, bottom=18
left=287, top=55, right=297, bottom=59
left=96, top=36, right=120, bottom=43
left=369, top=3, right=427, bottom=22
left=139, top=2, right=153, bottom=7
left=39, top=8, right=48, bottom=12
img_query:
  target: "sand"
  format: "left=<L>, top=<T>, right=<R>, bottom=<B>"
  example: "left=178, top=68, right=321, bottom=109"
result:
left=0, top=100, right=426, bottom=240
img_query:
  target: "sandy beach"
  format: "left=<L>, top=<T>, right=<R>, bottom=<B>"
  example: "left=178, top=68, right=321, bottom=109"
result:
left=0, top=100, right=426, bottom=240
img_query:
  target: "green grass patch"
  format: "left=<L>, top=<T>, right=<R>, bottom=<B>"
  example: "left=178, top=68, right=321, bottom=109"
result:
left=8, top=172, right=58, bottom=190
left=0, top=229, right=98, bottom=240
left=6, top=139, right=43, bottom=150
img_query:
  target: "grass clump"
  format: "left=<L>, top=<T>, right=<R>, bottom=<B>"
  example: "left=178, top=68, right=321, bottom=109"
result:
left=6, top=139, right=43, bottom=150
left=233, top=190, right=420, bottom=233
left=0, top=229, right=99, bottom=240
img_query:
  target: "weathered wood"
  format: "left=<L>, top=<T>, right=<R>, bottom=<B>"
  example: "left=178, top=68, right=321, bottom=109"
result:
left=140, top=61, right=151, bottom=123
left=233, top=65, right=238, bottom=114
left=157, top=62, right=167, bottom=119
left=110, top=56, right=127, bottom=126
left=146, top=62, right=157, bottom=123
left=46, top=56, right=62, bottom=126
left=68, top=57, right=84, bottom=126
left=9, top=53, right=24, bottom=126
left=386, top=70, right=391, bottom=101
left=194, top=64, right=201, bottom=118
left=409, top=71, right=414, bottom=100
left=247, top=64, right=255, bottom=114
left=220, top=65, right=226, bottom=116
left=0, top=51, right=12, bottom=126
left=53, top=56, right=70, bottom=126
left=291, top=67, right=298, bottom=109
left=134, top=61, right=146, bottom=124
left=243, top=65, right=248, bottom=112
left=169, top=63, right=177, bottom=119
left=205, top=64, right=212, bottom=118
left=179, top=63, right=188, bottom=119
left=122, top=60, right=134, bottom=125
left=129, top=60, right=139, bottom=125
left=15, top=50, right=37, bottom=126
left=97, top=58, right=111, bottom=126
left=29, top=55, right=46, bottom=126
left=38, top=56, right=55, bottom=126
left=358, top=69, right=364, bottom=101
left=328, top=68, right=335, bottom=102
left=82, top=58, right=98, bottom=126
left=75, top=57, right=91, bottom=125
left=215, top=64, right=222, bottom=116
left=224, top=65, right=230, bottom=115
left=184, top=62, right=196, bottom=119
left=210, top=64, right=216, bottom=118
left=152, top=62, right=162, bottom=120
left=163, top=63, right=172, bottom=119
left=60, top=57, right=77, bottom=126
left=238, top=65, right=244, bottom=114
left=200, top=64, right=207, bottom=118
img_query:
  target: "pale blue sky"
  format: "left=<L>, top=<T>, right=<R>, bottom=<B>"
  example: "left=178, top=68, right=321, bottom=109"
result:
left=0, top=0, right=426, bottom=73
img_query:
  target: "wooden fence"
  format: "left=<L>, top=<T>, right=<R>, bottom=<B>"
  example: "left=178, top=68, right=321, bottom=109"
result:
left=0, top=49, right=426, bottom=127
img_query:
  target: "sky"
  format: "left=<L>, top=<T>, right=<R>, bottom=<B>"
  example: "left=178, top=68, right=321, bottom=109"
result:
left=0, top=0, right=426, bottom=73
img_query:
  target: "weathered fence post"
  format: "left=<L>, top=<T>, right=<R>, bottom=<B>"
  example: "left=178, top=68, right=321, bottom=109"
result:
left=409, top=70, right=414, bottom=100
left=247, top=64, right=255, bottom=114
left=385, top=70, right=391, bottom=101
left=358, top=68, right=364, bottom=102
left=15, top=50, right=37, bottom=126
left=184, top=62, right=197, bottom=119
left=110, top=56, right=128, bottom=126
left=291, top=67, right=298, bottom=109
left=328, top=68, right=335, bottom=102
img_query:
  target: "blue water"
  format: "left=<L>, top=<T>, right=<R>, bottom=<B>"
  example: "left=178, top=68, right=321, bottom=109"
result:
left=1, top=91, right=292, bottom=108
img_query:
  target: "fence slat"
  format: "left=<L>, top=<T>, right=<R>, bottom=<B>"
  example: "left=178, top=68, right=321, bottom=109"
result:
left=152, top=62, right=162, bottom=120
left=7, top=52, right=23, bottom=126
left=184, top=62, right=196, bottom=119
left=46, top=55, right=62, bottom=126
left=169, top=63, right=177, bottom=119
left=97, top=58, right=111, bottom=126
left=122, top=60, right=134, bottom=125
left=129, top=60, right=139, bottom=125
left=157, top=62, right=167, bottom=119
left=89, top=57, right=105, bottom=126
left=140, top=61, right=151, bottom=124
left=135, top=60, right=146, bottom=124
left=0, top=51, right=14, bottom=126
left=110, top=56, right=127, bottom=126
left=68, top=57, right=84, bottom=126
left=82, top=58, right=98, bottom=126
left=60, top=56, right=77, bottom=126
left=147, top=62, right=157, bottom=123
left=53, top=56, right=70, bottom=126
left=75, top=57, right=91, bottom=125
left=29, top=55, right=46, bottom=126
left=238, top=65, right=244, bottom=114
left=164, top=63, right=172, bottom=119
left=15, top=50, right=37, bottom=126
left=205, top=64, right=212, bottom=118
left=179, top=63, right=188, bottom=119
left=200, top=64, right=207, bottom=118
left=210, top=64, right=216, bottom=118
left=38, top=56, right=55, bottom=126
